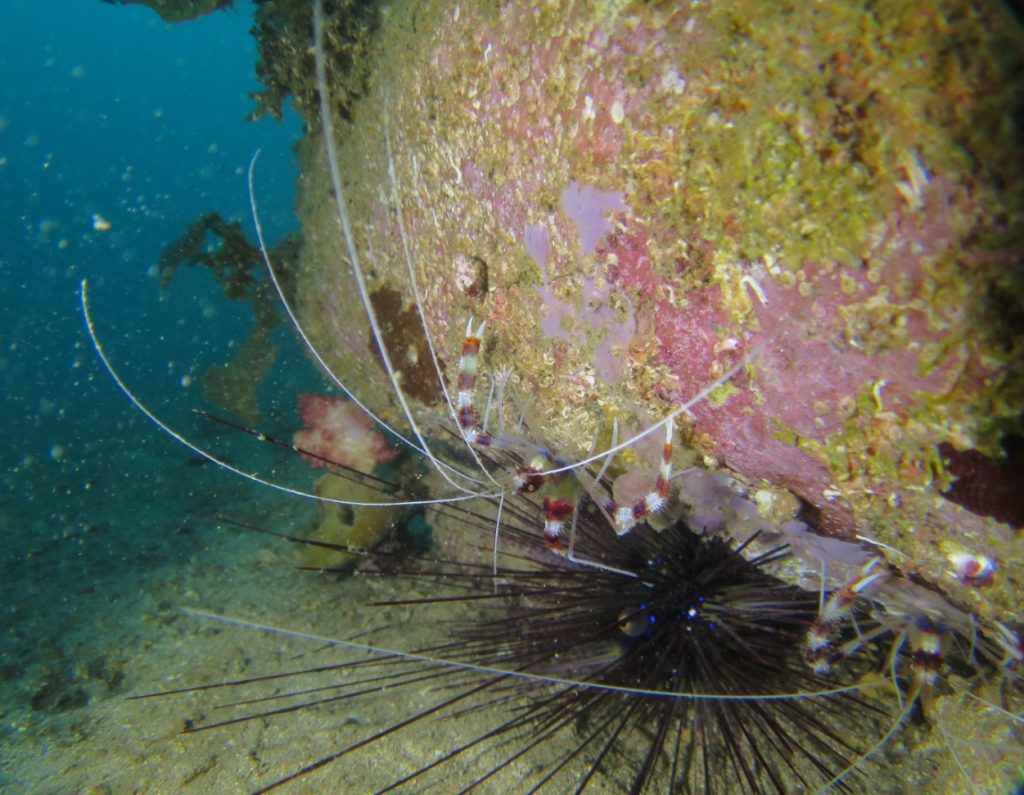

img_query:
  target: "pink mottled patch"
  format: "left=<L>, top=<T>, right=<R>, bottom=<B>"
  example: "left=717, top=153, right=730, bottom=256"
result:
left=294, top=394, right=397, bottom=472
left=605, top=227, right=658, bottom=302
left=580, top=163, right=1001, bottom=537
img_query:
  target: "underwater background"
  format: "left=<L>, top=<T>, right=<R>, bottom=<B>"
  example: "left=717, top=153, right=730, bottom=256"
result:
left=0, top=2, right=325, bottom=789
left=1, top=0, right=1022, bottom=792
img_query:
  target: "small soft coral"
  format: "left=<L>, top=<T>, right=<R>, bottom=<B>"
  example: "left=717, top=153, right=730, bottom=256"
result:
left=293, top=394, right=396, bottom=473
left=293, top=395, right=404, bottom=571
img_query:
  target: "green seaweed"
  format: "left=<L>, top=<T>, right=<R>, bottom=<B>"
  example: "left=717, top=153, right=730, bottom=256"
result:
left=249, top=0, right=381, bottom=123
left=158, top=212, right=300, bottom=423
left=102, top=0, right=236, bottom=24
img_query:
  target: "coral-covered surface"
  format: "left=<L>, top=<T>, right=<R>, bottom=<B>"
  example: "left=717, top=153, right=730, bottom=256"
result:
left=293, top=0, right=1022, bottom=640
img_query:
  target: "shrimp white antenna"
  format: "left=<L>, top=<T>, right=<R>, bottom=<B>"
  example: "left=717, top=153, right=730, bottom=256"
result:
left=184, top=608, right=880, bottom=701
left=535, top=349, right=753, bottom=480
left=382, top=109, right=501, bottom=489
left=481, top=374, right=498, bottom=434
left=592, top=418, right=619, bottom=485
left=491, top=365, right=513, bottom=431
left=934, top=719, right=981, bottom=795
left=811, top=703, right=915, bottom=795
left=80, top=280, right=484, bottom=511
left=963, top=690, right=1023, bottom=724
left=491, top=492, right=505, bottom=582
left=311, top=0, right=484, bottom=496
left=247, top=152, right=481, bottom=489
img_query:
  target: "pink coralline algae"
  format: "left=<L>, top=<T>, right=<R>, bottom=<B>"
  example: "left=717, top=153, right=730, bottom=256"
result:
left=294, top=0, right=1022, bottom=629
left=293, top=394, right=397, bottom=473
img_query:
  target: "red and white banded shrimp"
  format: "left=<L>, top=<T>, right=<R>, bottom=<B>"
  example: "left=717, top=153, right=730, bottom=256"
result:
left=81, top=0, right=1023, bottom=792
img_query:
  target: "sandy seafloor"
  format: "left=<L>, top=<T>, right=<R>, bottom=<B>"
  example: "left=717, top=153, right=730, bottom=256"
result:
left=1, top=2, right=1022, bottom=794
left=0, top=4, right=568, bottom=789
left=0, top=1, right=360, bottom=791
left=0, top=434, right=509, bottom=793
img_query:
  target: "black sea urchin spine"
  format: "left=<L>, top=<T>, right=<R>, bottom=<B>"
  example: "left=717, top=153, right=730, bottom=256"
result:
left=424, top=516, right=877, bottom=794
left=148, top=493, right=883, bottom=794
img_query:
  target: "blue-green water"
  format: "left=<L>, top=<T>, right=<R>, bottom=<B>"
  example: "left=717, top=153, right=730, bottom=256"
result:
left=0, top=3, right=322, bottom=789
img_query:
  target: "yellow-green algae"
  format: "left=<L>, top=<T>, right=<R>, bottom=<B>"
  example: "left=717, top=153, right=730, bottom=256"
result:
left=280, top=0, right=1022, bottom=786
left=294, top=0, right=1019, bottom=552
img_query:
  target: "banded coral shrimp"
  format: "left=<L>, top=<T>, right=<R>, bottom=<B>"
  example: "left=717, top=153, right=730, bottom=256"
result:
left=79, top=1, right=1023, bottom=793
left=84, top=272, right=894, bottom=795
left=81, top=271, right=1024, bottom=794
